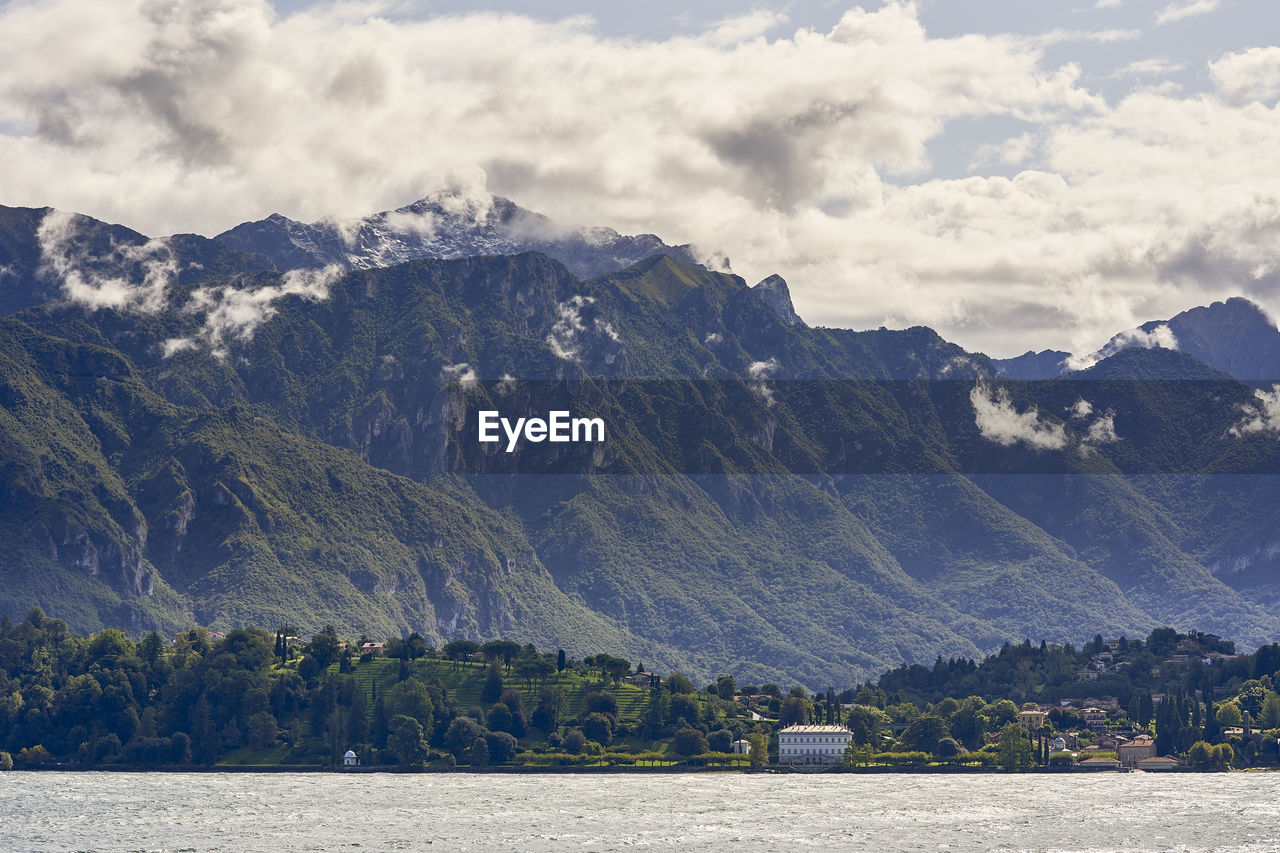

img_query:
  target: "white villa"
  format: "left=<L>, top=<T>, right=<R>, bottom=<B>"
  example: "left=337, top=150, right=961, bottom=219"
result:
left=777, top=725, right=852, bottom=765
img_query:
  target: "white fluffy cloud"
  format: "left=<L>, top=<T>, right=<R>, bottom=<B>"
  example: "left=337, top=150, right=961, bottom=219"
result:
left=1209, top=47, right=1280, bottom=104
left=971, top=383, right=1068, bottom=450
left=1230, top=386, right=1280, bottom=437
left=1, top=1, right=1278, bottom=356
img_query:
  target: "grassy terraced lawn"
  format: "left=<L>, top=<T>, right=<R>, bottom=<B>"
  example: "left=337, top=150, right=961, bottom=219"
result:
left=337, top=658, right=653, bottom=721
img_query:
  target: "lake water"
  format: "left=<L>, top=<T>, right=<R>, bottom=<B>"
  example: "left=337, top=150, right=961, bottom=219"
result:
left=2, top=771, right=1279, bottom=852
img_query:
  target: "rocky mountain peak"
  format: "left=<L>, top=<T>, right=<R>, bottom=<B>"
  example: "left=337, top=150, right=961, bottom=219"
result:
left=751, top=274, right=805, bottom=328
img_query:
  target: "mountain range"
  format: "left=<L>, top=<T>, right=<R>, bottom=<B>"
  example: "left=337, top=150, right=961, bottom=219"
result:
left=4, top=195, right=1280, bottom=687
left=993, top=297, right=1280, bottom=382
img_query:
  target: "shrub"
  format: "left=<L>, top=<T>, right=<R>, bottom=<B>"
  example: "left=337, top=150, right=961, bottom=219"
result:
left=563, top=729, right=587, bottom=754
left=0, top=751, right=12, bottom=771
left=874, top=751, right=930, bottom=766
left=582, top=712, right=614, bottom=746
left=15, top=745, right=53, bottom=767
left=673, top=727, right=709, bottom=757
left=1048, top=751, right=1076, bottom=767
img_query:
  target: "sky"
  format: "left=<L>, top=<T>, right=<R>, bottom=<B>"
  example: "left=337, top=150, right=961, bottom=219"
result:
left=0, top=0, right=1278, bottom=358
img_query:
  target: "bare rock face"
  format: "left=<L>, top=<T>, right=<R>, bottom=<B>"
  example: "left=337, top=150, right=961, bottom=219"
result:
left=750, top=274, right=805, bottom=329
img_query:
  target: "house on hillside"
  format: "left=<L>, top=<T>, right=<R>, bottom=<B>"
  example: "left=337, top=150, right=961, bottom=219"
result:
left=361, top=642, right=385, bottom=657
left=1017, top=709, right=1049, bottom=732
left=1082, top=707, right=1108, bottom=730
left=777, top=725, right=852, bottom=766
left=625, top=671, right=661, bottom=688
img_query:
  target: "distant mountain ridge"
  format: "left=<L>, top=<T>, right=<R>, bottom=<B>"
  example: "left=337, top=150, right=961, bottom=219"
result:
left=213, top=194, right=715, bottom=281
left=993, top=297, right=1280, bottom=382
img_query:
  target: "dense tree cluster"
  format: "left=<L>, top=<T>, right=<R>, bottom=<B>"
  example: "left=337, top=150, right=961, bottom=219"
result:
left=5, top=609, right=1278, bottom=771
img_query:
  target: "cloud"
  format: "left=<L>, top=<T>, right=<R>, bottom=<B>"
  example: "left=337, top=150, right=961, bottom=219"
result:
left=1026, top=28, right=1142, bottom=48
left=37, top=209, right=176, bottom=312
left=970, top=132, right=1037, bottom=170
left=1085, top=412, right=1120, bottom=444
left=441, top=362, right=477, bottom=387
left=161, top=337, right=197, bottom=358
left=188, top=264, right=343, bottom=358
left=1155, top=0, right=1223, bottom=25
left=971, top=383, right=1068, bottom=450
left=748, top=357, right=780, bottom=405
left=1067, top=324, right=1179, bottom=370
left=547, top=295, right=619, bottom=363
left=1070, top=398, right=1093, bottom=419
left=1209, top=48, right=1280, bottom=104
left=1230, top=385, right=1280, bottom=437
left=1109, top=58, right=1186, bottom=78
left=0, top=1, right=1277, bottom=358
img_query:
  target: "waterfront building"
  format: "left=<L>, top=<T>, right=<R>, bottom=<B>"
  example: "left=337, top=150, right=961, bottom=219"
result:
left=777, top=725, right=852, bottom=765
left=1118, top=735, right=1157, bottom=768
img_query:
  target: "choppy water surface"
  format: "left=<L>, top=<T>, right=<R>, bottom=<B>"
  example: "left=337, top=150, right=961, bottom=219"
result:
left=2, top=771, right=1279, bottom=852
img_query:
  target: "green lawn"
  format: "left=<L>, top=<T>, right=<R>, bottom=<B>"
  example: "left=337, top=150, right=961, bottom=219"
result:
left=338, top=658, right=652, bottom=721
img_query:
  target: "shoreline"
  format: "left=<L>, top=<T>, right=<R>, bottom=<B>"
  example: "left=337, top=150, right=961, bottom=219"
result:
left=9, top=763, right=1223, bottom=775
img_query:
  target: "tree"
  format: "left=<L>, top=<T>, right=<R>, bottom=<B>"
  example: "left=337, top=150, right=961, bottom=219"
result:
left=387, top=678, right=434, bottom=733
left=483, top=731, right=517, bottom=765
left=405, top=632, right=428, bottom=660
left=556, top=649, right=567, bottom=672
left=170, top=733, right=192, bottom=764
left=899, top=715, right=950, bottom=755
left=779, top=697, right=810, bottom=727
left=1259, top=692, right=1280, bottom=729
left=716, top=676, right=737, bottom=700
left=388, top=715, right=428, bottom=767
left=997, top=723, right=1034, bottom=771
left=1187, top=740, right=1213, bottom=768
left=308, top=626, right=342, bottom=669
left=1138, top=692, right=1155, bottom=728
left=1212, top=742, right=1234, bottom=768
left=747, top=732, right=768, bottom=768
left=563, top=729, right=587, bottom=754
left=481, top=665, right=504, bottom=704
left=668, top=693, right=700, bottom=727
left=582, top=712, right=615, bottom=746
left=443, top=640, right=480, bottom=668
left=708, top=729, right=733, bottom=753
left=444, top=717, right=487, bottom=755
left=488, top=703, right=515, bottom=735
left=582, top=691, right=619, bottom=717
left=532, top=687, right=564, bottom=732
left=935, top=737, right=962, bottom=761
left=0, top=751, right=11, bottom=771
left=1216, top=703, right=1243, bottom=728
left=672, top=727, right=709, bottom=757
left=667, top=673, right=696, bottom=695
left=846, top=705, right=887, bottom=747
left=247, top=712, right=278, bottom=750
left=469, top=736, right=490, bottom=767
left=498, top=689, right=528, bottom=737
